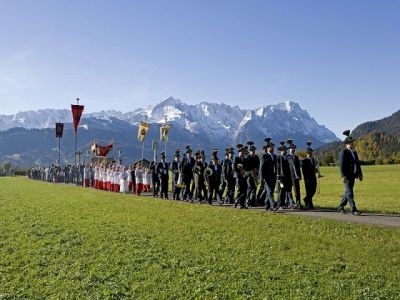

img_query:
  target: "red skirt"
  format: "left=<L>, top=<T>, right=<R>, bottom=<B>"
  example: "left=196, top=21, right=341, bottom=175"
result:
left=136, top=183, right=143, bottom=195
left=83, top=179, right=90, bottom=187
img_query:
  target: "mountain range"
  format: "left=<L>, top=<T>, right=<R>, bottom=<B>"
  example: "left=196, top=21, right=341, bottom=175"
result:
left=0, top=97, right=339, bottom=167
left=317, top=109, right=400, bottom=165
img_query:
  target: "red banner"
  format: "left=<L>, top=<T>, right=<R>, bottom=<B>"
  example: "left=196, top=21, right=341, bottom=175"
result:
left=95, top=143, right=113, bottom=157
left=71, top=104, right=84, bottom=135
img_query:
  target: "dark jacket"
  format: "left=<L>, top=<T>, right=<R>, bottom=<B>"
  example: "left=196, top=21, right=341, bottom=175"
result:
left=157, top=161, right=169, bottom=180
left=301, top=157, right=317, bottom=181
left=180, top=156, right=195, bottom=178
left=259, top=152, right=277, bottom=180
left=222, top=158, right=234, bottom=179
left=339, top=148, right=363, bottom=179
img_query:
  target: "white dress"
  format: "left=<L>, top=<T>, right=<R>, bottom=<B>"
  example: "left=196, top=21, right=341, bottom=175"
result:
left=120, top=172, right=128, bottom=193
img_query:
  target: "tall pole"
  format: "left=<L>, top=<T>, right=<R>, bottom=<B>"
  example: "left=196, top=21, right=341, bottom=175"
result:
left=58, top=137, right=61, bottom=167
left=164, top=117, right=167, bottom=160
left=74, top=97, right=79, bottom=166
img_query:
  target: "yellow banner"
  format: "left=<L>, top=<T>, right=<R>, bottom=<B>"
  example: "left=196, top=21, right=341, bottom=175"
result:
left=138, top=121, right=151, bottom=142
left=160, top=124, right=170, bottom=142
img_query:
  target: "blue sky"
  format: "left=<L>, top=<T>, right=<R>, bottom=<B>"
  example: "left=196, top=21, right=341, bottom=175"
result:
left=0, top=0, right=399, bottom=136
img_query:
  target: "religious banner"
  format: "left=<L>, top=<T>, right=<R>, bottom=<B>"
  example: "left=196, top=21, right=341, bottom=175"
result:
left=160, top=124, right=171, bottom=142
left=137, top=121, right=151, bottom=142
left=91, top=142, right=113, bottom=157
left=55, top=123, right=64, bottom=138
left=71, top=104, right=84, bottom=135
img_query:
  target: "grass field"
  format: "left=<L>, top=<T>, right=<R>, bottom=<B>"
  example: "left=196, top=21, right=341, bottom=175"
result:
left=315, top=165, right=400, bottom=214
left=0, top=166, right=399, bottom=299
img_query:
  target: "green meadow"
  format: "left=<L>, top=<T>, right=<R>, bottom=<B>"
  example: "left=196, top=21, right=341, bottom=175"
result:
left=0, top=165, right=399, bottom=299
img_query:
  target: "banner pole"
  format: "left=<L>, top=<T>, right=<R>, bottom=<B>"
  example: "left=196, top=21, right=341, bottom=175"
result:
left=59, top=137, right=61, bottom=167
left=75, top=134, right=77, bottom=166
left=141, top=140, right=145, bottom=165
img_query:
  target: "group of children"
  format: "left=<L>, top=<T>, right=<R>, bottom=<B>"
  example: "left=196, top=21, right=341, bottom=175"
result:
left=85, top=163, right=152, bottom=195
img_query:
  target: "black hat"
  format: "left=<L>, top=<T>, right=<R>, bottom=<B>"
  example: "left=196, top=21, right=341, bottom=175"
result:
left=236, top=144, right=244, bottom=152
left=249, top=145, right=256, bottom=151
left=200, top=150, right=205, bottom=158
left=247, top=141, right=254, bottom=147
left=212, top=149, right=219, bottom=160
left=278, top=141, right=287, bottom=151
left=343, top=129, right=356, bottom=144
left=306, top=141, right=314, bottom=153
left=227, top=147, right=234, bottom=154
left=287, top=139, right=297, bottom=149
left=263, top=137, right=275, bottom=149
left=161, top=151, right=166, bottom=158
left=174, top=149, right=181, bottom=157
left=185, top=145, right=193, bottom=153
left=194, top=150, right=200, bottom=157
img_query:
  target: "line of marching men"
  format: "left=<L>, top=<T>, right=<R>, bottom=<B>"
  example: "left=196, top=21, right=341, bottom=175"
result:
left=168, top=138, right=319, bottom=210
left=85, top=138, right=320, bottom=211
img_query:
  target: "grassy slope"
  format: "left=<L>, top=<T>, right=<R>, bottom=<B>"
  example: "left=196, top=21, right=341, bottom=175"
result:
left=0, top=168, right=399, bottom=299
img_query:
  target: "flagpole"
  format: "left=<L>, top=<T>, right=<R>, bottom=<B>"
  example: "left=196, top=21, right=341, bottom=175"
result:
left=58, top=137, right=61, bottom=167
left=74, top=97, right=79, bottom=167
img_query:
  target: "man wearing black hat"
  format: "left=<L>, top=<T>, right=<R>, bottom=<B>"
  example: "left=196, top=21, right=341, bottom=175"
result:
left=277, top=141, right=294, bottom=208
left=338, top=130, right=363, bottom=215
left=194, top=151, right=207, bottom=202
left=171, top=149, right=182, bottom=200
left=157, top=151, right=169, bottom=199
left=287, top=139, right=302, bottom=208
left=208, top=149, right=223, bottom=205
left=180, top=145, right=196, bottom=202
left=245, top=141, right=260, bottom=207
left=259, top=138, right=277, bottom=210
left=234, top=144, right=248, bottom=209
left=301, top=141, right=317, bottom=209
left=222, top=147, right=235, bottom=204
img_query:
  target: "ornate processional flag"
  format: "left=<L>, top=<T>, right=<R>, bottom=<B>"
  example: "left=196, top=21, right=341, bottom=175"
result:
left=160, top=124, right=171, bottom=142
left=137, top=121, right=151, bottom=142
left=55, top=123, right=64, bottom=138
left=71, top=104, right=84, bottom=136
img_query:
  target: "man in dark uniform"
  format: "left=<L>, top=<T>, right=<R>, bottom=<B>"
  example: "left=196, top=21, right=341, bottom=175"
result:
left=219, top=149, right=228, bottom=203
left=171, top=149, right=182, bottom=200
left=277, top=141, right=294, bottom=208
left=234, top=144, right=248, bottom=209
left=207, top=149, right=223, bottom=205
left=149, top=159, right=159, bottom=197
left=223, top=147, right=235, bottom=204
left=259, top=138, right=277, bottom=211
left=194, top=151, right=207, bottom=202
left=338, top=130, right=363, bottom=215
left=301, top=141, right=317, bottom=209
left=157, top=151, right=169, bottom=199
left=245, top=141, right=260, bottom=207
left=287, top=139, right=302, bottom=208
left=180, top=145, right=195, bottom=202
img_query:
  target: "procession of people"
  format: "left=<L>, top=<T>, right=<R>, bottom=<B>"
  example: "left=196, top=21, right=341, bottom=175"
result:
left=28, top=130, right=363, bottom=215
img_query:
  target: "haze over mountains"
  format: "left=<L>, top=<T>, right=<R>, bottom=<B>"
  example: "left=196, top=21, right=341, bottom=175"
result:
left=0, top=97, right=339, bottom=166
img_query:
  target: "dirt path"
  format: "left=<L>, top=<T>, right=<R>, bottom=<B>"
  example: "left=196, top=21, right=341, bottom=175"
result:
left=263, top=208, right=400, bottom=228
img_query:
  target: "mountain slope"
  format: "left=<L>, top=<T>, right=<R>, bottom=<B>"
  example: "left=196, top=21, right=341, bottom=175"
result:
left=352, top=109, right=400, bottom=138
left=0, top=97, right=339, bottom=166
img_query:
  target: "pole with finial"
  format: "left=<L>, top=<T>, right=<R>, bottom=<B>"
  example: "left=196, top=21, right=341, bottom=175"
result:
left=141, top=115, right=148, bottom=166
left=74, top=97, right=79, bottom=166
left=164, top=117, right=168, bottom=159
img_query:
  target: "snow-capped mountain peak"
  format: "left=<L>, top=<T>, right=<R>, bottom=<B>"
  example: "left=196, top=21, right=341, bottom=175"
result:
left=0, top=97, right=339, bottom=148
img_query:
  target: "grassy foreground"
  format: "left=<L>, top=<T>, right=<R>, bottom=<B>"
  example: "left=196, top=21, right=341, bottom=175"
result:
left=315, top=165, right=400, bottom=214
left=0, top=175, right=399, bottom=299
